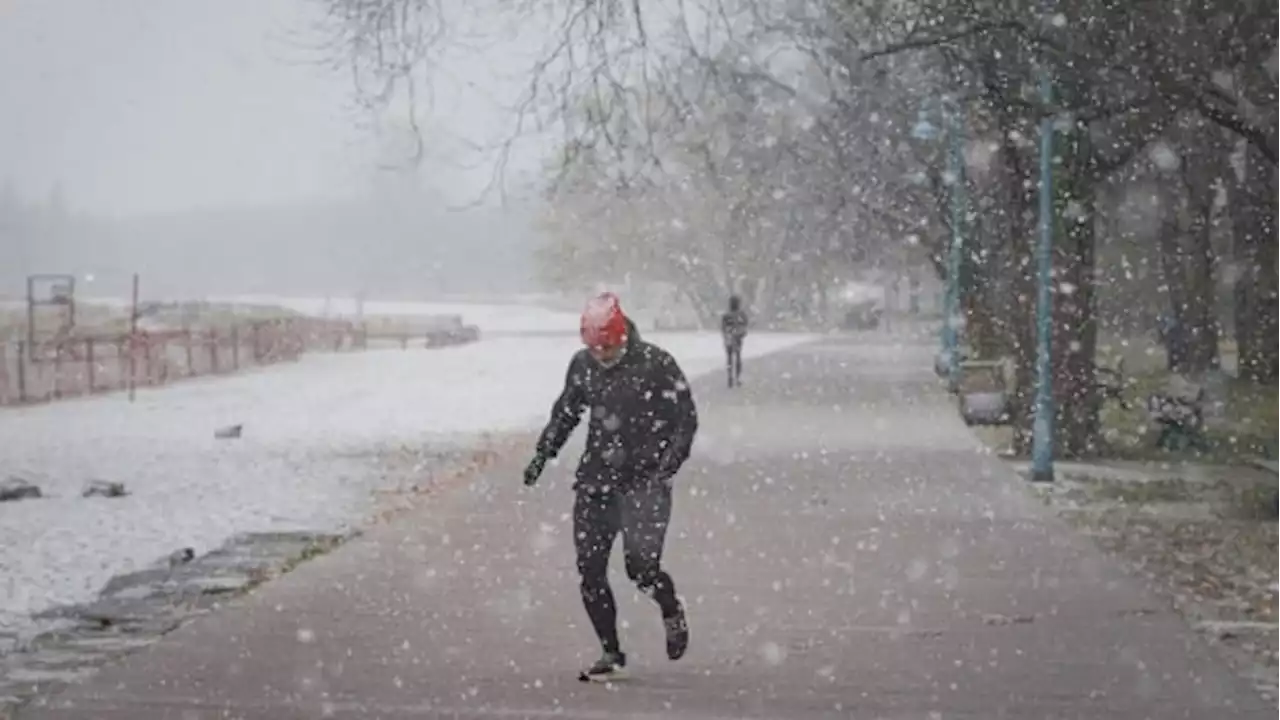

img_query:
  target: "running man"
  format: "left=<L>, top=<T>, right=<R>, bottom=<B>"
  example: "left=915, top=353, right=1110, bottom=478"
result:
left=522, top=291, right=699, bottom=682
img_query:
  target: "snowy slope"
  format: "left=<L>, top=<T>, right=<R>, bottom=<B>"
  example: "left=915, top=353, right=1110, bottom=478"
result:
left=0, top=330, right=814, bottom=640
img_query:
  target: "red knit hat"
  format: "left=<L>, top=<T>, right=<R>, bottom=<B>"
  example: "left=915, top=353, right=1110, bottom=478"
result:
left=580, top=292, right=628, bottom=349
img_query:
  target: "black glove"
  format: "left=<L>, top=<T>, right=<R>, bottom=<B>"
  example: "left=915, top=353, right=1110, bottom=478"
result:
left=523, top=455, right=547, bottom=487
left=653, top=448, right=682, bottom=486
left=653, top=467, right=677, bottom=488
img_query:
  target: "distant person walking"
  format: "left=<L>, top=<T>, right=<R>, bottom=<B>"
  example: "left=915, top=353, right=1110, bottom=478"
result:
left=720, top=295, right=749, bottom=387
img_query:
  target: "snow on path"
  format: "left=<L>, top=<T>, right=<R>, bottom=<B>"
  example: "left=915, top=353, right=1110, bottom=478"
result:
left=0, top=331, right=814, bottom=637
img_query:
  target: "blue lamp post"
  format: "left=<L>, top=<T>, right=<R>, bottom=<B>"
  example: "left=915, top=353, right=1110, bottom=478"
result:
left=910, top=107, right=943, bottom=360
left=912, top=107, right=938, bottom=143
left=913, top=95, right=967, bottom=389
left=1030, top=59, right=1057, bottom=482
left=941, top=95, right=967, bottom=390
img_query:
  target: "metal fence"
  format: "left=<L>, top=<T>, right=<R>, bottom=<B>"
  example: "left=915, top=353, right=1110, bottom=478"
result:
left=2, top=319, right=328, bottom=406
left=0, top=317, right=483, bottom=407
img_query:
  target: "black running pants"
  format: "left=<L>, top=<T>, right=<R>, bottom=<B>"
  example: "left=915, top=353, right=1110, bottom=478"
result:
left=574, top=481, right=679, bottom=654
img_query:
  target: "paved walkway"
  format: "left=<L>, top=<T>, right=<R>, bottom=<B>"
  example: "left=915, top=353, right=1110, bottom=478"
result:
left=19, top=335, right=1272, bottom=719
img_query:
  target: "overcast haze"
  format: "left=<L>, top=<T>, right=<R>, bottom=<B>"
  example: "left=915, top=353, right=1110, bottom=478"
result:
left=0, top=0, right=541, bottom=214
left=0, top=0, right=552, bottom=298
left=1, top=0, right=362, bottom=214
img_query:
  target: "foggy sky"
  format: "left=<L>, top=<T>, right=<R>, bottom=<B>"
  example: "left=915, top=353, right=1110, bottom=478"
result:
left=0, top=0, right=542, bottom=217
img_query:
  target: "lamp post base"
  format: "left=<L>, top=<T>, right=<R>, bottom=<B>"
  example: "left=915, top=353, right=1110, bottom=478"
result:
left=1029, top=467, right=1055, bottom=483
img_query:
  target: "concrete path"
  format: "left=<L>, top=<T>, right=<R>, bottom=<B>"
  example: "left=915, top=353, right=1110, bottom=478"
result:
left=18, top=334, right=1272, bottom=719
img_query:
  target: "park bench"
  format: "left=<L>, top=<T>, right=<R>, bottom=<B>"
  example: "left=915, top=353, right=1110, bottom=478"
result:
left=841, top=301, right=882, bottom=330
left=1095, top=358, right=1129, bottom=409
left=934, top=346, right=970, bottom=380
left=957, top=358, right=1012, bottom=426
left=1145, top=376, right=1209, bottom=452
left=953, top=355, right=1123, bottom=427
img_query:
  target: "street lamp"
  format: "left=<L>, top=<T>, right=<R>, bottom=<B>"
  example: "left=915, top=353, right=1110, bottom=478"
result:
left=940, top=95, right=968, bottom=391
left=911, top=108, right=938, bottom=142
left=1030, top=53, right=1057, bottom=483
left=913, top=95, right=967, bottom=390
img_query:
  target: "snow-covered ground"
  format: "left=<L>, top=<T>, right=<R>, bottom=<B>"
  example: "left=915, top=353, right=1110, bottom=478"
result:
left=215, top=295, right=583, bottom=334
left=71, top=294, right=704, bottom=335
left=64, top=295, right=582, bottom=334
left=0, top=323, right=813, bottom=642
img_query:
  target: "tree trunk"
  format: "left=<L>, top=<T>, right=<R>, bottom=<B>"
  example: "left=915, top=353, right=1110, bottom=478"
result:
left=1159, top=237, right=1219, bottom=377
left=995, top=123, right=1104, bottom=459
left=817, top=280, right=830, bottom=327
left=666, top=258, right=724, bottom=329
left=960, top=238, right=1004, bottom=358
left=1156, top=208, right=1191, bottom=372
left=994, top=130, right=1038, bottom=457
left=1049, top=132, right=1102, bottom=459
left=1231, top=144, right=1280, bottom=382
left=1158, top=176, right=1220, bottom=377
left=680, top=288, right=716, bottom=330
left=1181, top=204, right=1220, bottom=375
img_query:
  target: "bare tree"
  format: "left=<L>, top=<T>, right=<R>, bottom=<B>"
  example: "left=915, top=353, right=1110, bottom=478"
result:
left=317, top=0, right=1276, bottom=451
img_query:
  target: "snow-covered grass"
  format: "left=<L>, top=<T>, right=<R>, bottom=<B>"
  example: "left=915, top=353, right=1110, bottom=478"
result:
left=0, top=327, right=813, bottom=641
left=1030, top=464, right=1279, bottom=696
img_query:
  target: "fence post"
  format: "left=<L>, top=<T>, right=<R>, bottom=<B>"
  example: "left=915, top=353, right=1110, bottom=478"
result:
left=51, top=343, right=63, bottom=399
left=143, top=337, right=154, bottom=385
left=0, top=344, right=8, bottom=405
left=156, top=337, right=168, bottom=385
left=17, top=341, right=27, bottom=404
left=185, top=331, right=194, bottom=376
left=117, top=339, right=126, bottom=393
left=122, top=338, right=132, bottom=392
left=209, top=329, right=219, bottom=373
left=126, top=336, right=135, bottom=401
left=86, top=338, right=96, bottom=393
left=231, top=326, right=240, bottom=370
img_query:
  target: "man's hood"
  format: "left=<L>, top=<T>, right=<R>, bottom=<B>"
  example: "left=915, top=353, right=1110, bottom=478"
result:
left=624, top=317, right=641, bottom=347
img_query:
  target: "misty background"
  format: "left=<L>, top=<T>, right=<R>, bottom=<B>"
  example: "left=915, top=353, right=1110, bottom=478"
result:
left=0, top=0, right=545, bottom=300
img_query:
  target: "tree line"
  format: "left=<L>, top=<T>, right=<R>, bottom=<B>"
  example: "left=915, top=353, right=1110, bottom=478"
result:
left=316, top=0, right=1277, bottom=457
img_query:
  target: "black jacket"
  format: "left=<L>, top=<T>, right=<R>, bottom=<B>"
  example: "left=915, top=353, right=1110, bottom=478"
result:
left=721, top=310, right=748, bottom=342
left=535, top=320, right=699, bottom=490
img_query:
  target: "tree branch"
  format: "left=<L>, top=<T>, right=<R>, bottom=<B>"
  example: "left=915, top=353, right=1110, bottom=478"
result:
left=1190, top=88, right=1278, bottom=165
left=861, top=20, right=1035, bottom=61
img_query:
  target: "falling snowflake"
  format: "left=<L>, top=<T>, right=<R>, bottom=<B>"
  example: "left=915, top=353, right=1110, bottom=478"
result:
left=1148, top=142, right=1181, bottom=171
left=760, top=641, right=787, bottom=665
